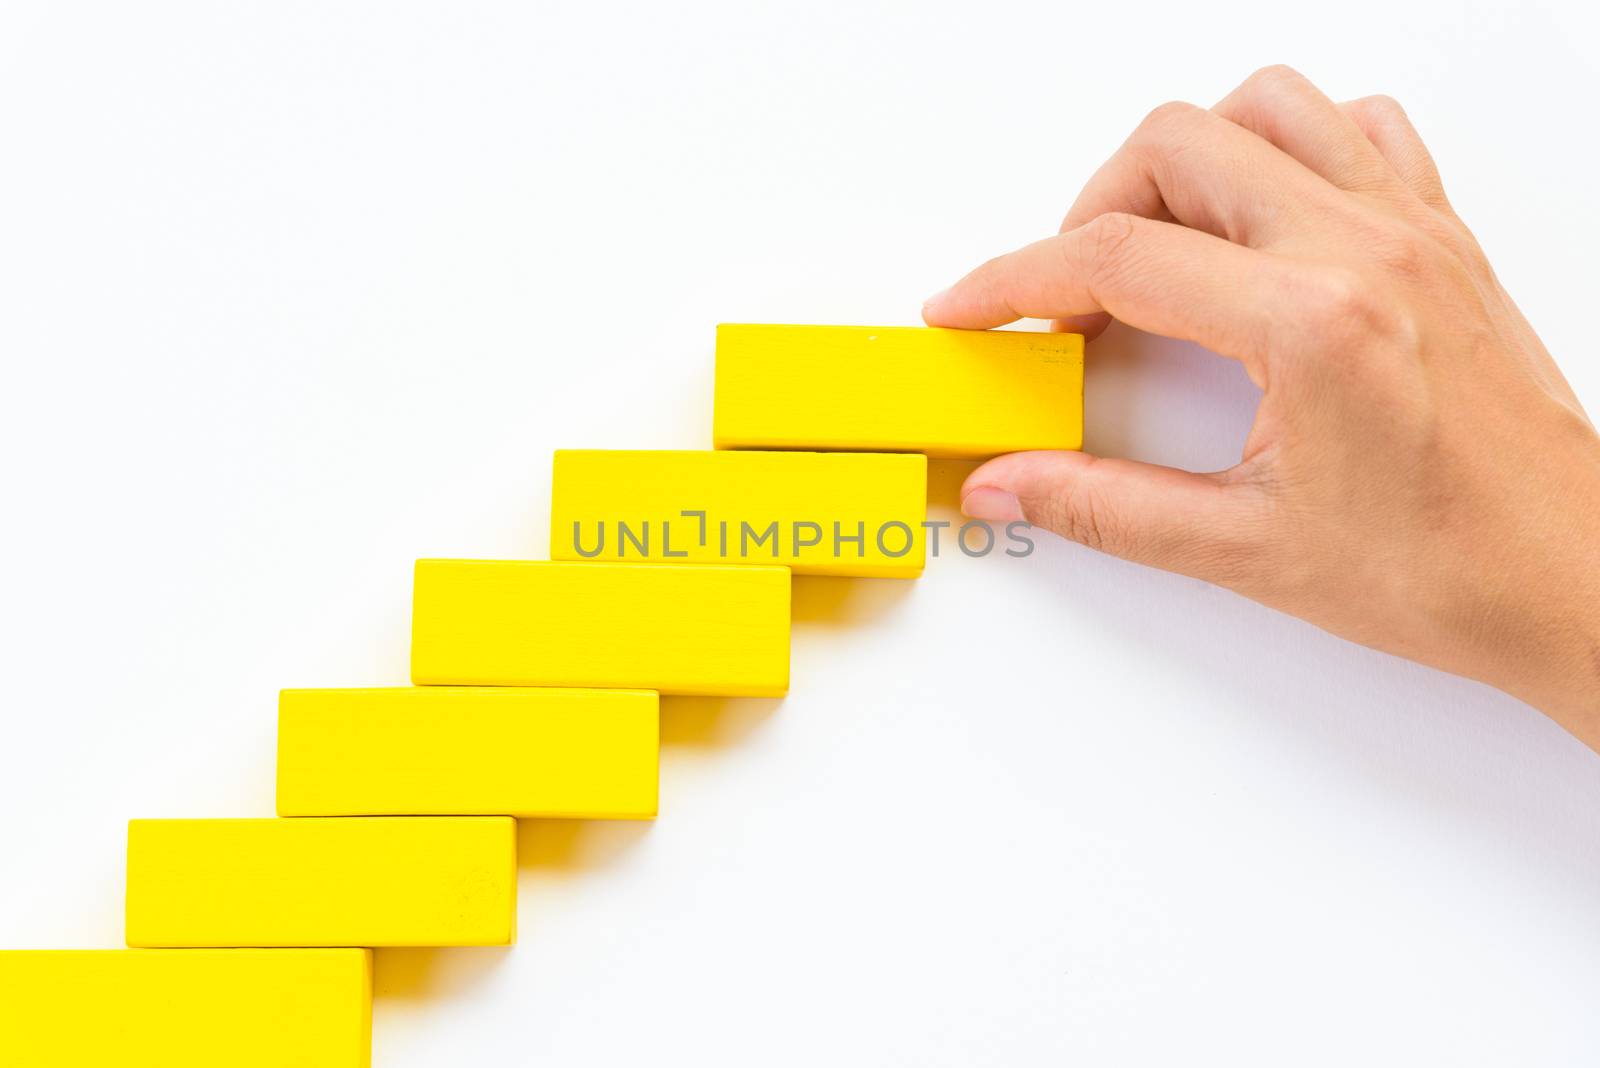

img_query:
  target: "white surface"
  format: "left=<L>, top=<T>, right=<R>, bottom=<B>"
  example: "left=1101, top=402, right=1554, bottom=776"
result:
left=2, top=2, right=1598, bottom=1064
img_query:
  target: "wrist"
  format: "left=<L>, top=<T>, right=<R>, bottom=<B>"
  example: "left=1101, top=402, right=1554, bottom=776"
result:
left=1497, top=461, right=1600, bottom=748
left=1514, top=613, right=1600, bottom=751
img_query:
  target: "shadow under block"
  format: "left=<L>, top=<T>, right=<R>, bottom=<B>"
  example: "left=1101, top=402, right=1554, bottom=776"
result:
left=550, top=450, right=928, bottom=578
left=0, top=949, right=371, bottom=1067
left=278, top=686, right=659, bottom=818
left=125, top=817, right=516, bottom=948
left=411, top=559, right=791, bottom=696
left=713, top=324, right=1085, bottom=458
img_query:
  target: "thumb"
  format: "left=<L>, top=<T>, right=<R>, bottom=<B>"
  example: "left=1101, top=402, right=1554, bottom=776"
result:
left=960, top=450, right=1265, bottom=585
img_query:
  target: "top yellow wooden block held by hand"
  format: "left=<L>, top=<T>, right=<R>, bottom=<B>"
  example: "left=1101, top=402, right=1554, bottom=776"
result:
left=713, top=324, right=1084, bottom=458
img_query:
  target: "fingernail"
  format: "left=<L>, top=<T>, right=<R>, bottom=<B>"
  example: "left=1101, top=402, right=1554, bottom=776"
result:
left=921, top=286, right=953, bottom=315
left=960, top=486, right=1023, bottom=522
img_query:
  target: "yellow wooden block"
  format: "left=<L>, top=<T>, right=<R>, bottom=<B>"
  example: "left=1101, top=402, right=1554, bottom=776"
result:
left=550, top=449, right=927, bottom=578
left=713, top=324, right=1084, bottom=458
left=125, top=817, right=516, bottom=948
left=278, top=687, right=658, bottom=818
left=0, top=949, right=371, bottom=1067
left=411, top=560, right=790, bottom=696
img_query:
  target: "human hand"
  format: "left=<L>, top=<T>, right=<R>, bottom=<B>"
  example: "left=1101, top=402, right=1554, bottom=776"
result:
left=922, top=66, right=1600, bottom=745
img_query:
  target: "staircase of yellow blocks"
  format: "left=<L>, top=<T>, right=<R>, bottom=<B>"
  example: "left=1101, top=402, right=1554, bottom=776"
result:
left=0, top=325, right=1085, bottom=1066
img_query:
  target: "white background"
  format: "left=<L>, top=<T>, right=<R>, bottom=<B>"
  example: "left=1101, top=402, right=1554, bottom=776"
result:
left=2, top=2, right=1598, bottom=1064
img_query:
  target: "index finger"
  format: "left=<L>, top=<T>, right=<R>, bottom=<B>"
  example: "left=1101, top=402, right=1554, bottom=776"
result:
left=922, top=212, right=1291, bottom=376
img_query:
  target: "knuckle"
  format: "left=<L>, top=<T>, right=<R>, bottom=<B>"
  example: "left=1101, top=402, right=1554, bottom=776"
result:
left=1359, top=93, right=1408, bottom=123
left=976, top=252, right=1020, bottom=304
left=1297, top=265, right=1422, bottom=364
left=1371, top=230, right=1436, bottom=280
left=1310, top=267, right=1369, bottom=319
left=1039, top=463, right=1128, bottom=556
left=1062, top=488, right=1114, bottom=554
left=1448, top=223, right=1490, bottom=270
left=1343, top=215, right=1448, bottom=282
left=1245, top=63, right=1308, bottom=93
left=1228, top=65, right=1314, bottom=124
left=1412, top=210, right=1485, bottom=267
left=1302, top=267, right=1385, bottom=336
left=1076, top=212, right=1142, bottom=284
left=1136, top=99, right=1201, bottom=140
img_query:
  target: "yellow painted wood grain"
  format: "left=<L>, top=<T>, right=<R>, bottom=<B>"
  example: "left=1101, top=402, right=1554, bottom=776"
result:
left=277, top=687, right=658, bottom=819
left=410, top=560, right=790, bottom=696
left=0, top=949, right=371, bottom=1067
left=550, top=449, right=927, bottom=577
left=713, top=324, right=1084, bottom=458
left=125, top=817, right=516, bottom=948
